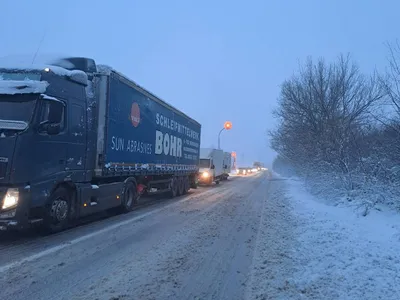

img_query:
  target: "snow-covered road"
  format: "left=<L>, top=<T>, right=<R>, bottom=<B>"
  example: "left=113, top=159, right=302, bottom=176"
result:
left=0, top=172, right=278, bottom=300
left=2, top=172, right=399, bottom=300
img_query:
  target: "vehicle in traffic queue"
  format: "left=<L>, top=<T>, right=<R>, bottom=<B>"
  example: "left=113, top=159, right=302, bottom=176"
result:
left=198, top=148, right=225, bottom=185
left=0, top=57, right=201, bottom=232
left=237, top=167, right=249, bottom=176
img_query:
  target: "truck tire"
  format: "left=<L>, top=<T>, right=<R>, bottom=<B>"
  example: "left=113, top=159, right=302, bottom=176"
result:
left=177, top=177, right=185, bottom=196
left=120, top=181, right=137, bottom=213
left=183, top=176, right=190, bottom=194
left=169, top=177, right=178, bottom=198
left=190, top=177, right=198, bottom=189
left=42, top=186, right=72, bottom=233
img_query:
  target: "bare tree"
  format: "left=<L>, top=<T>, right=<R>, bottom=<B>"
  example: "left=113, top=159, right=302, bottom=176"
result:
left=371, top=41, right=400, bottom=183
left=270, top=54, right=383, bottom=175
left=380, top=41, right=400, bottom=118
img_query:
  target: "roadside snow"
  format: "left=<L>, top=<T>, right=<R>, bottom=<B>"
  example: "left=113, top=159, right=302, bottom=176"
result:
left=288, top=180, right=400, bottom=300
left=245, top=177, right=298, bottom=300
left=286, top=178, right=400, bottom=299
left=247, top=175, right=400, bottom=299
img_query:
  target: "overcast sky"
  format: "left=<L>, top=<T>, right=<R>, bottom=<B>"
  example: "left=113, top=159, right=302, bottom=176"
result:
left=1, top=0, right=399, bottom=166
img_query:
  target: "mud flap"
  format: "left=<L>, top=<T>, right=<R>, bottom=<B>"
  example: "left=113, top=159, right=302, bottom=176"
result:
left=136, top=183, right=146, bottom=202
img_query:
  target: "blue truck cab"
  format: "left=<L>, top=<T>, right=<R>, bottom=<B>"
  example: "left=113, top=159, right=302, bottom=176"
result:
left=0, top=57, right=201, bottom=232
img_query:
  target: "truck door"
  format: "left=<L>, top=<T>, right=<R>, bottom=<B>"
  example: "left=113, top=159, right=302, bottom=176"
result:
left=32, top=98, right=68, bottom=180
left=66, top=103, right=86, bottom=180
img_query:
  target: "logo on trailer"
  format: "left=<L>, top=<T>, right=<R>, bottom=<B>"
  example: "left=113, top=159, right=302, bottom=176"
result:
left=130, top=102, right=141, bottom=127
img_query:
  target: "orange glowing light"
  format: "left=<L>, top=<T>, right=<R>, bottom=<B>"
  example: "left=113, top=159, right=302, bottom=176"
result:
left=224, top=121, right=232, bottom=130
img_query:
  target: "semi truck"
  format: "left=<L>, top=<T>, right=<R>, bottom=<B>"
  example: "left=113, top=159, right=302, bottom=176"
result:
left=198, top=148, right=224, bottom=185
left=221, top=152, right=232, bottom=180
left=0, top=57, right=201, bottom=232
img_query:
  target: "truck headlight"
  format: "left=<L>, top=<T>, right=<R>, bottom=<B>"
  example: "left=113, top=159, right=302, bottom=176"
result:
left=2, top=188, right=19, bottom=210
left=202, top=171, right=210, bottom=178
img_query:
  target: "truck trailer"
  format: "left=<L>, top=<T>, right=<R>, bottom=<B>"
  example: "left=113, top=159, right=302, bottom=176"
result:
left=198, top=148, right=224, bottom=185
left=0, top=57, right=201, bottom=232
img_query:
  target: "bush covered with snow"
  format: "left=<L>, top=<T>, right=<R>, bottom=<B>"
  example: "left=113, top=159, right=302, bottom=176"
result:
left=270, top=44, right=400, bottom=215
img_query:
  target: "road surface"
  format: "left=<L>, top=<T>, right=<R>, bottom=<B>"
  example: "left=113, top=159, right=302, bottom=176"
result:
left=0, top=172, right=280, bottom=300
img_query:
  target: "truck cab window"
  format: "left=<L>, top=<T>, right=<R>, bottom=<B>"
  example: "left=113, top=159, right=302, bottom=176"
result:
left=39, top=100, right=65, bottom=134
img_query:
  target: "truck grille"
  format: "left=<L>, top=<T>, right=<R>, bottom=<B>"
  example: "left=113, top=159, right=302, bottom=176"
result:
left=0, top=160, right=7, bottom=180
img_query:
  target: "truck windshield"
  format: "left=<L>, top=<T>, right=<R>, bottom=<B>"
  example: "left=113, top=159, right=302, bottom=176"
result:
left=0, top=94, right=37, bottom=122
left=199, top=159, right=211, bottom=168
left=0, top=72, right=41, bottom=81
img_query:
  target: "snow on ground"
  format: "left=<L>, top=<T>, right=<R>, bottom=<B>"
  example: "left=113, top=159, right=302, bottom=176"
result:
left=247, top=174, right=400, bottom=300
left=287, top=178, right=400, bottom=299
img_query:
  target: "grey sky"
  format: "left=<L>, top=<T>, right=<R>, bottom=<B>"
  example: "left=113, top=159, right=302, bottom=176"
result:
left=1, top=0, right=398, bottom=166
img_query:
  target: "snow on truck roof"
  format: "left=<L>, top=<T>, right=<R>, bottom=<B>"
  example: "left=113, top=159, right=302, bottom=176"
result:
left=0, top=54, right=88, bottom=85
left=0, top=80, right=49, bottom=95
left=0, top=54, right=200, bottom=126
left=0, top=64, right=88, bottom=86
left=97, top=64, right=201, bottom=127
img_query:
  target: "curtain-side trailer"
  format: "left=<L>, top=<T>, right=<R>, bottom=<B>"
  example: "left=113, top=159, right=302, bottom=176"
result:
left=0, top=57, right=201, bottom=232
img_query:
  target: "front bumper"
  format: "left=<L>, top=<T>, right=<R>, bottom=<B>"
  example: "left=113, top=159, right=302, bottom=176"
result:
left=198, top=174, right=213, bottom=184
left=0, top=186, right=30, bottom=231
left=198, top=178, right=211, bottom=184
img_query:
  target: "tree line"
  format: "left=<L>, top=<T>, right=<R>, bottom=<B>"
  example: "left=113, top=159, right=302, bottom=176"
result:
left=270, top=42, right=400, bottom=201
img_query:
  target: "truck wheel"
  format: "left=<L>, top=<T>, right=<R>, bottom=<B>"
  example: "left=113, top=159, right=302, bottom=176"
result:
left=183, top=176, right=190, bottom=194
left=121, top=181, right=137, bottom=213
left=190, top=177, right=198, bottom=189
left=215, top=179, right=220, bottom=185
left=169, top=177, right=178, bottom=198
left=178, top=177, right=185, bottom=195
left=42, top=186, right=71, bottom=233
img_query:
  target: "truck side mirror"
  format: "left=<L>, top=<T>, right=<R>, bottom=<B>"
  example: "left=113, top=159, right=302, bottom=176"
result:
left=46, top=123, right=61, bottom=135
left=211, top=165, right=215, bottom=169
left=38, top=122, right=61, bottom=135
left=224, top=165, right=227, bottom=169
left=48, top=101, right=64, bottom=124
left=38, top=99, right=64, bottom=135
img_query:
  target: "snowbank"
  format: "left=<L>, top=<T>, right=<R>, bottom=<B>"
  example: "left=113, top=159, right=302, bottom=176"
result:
left=270, top=170, right=291, bottom=180
left=287, top=179, right=400, bottom=299
left=247, top=177, right=400, bottom=299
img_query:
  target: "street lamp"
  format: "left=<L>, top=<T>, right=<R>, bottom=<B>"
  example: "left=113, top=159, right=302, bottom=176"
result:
left=218, top=121, right=232, bottom=149
left=231, top=151, right=237, bottom=170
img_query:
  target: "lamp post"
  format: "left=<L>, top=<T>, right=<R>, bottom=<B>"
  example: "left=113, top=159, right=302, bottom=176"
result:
left=218, top=121, right=232, bottom=149
left=232, top=151, right=237, bottom=170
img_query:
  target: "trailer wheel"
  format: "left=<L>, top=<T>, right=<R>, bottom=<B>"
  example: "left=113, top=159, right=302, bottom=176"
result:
left=169, top=177, right=178, bottom=198
left=182, top=176, right=190, bottom=194
left=42, top=186, right=72, bottom=233
left=177, top=177, right=185, bottom=196
left=121, top=181, right=137, bottom=213
left=190, top=176, right=198, bottom=189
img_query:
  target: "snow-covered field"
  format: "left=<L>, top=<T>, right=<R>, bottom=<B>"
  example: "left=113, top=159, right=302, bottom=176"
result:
left=247, top=174, right=400, bottom=299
